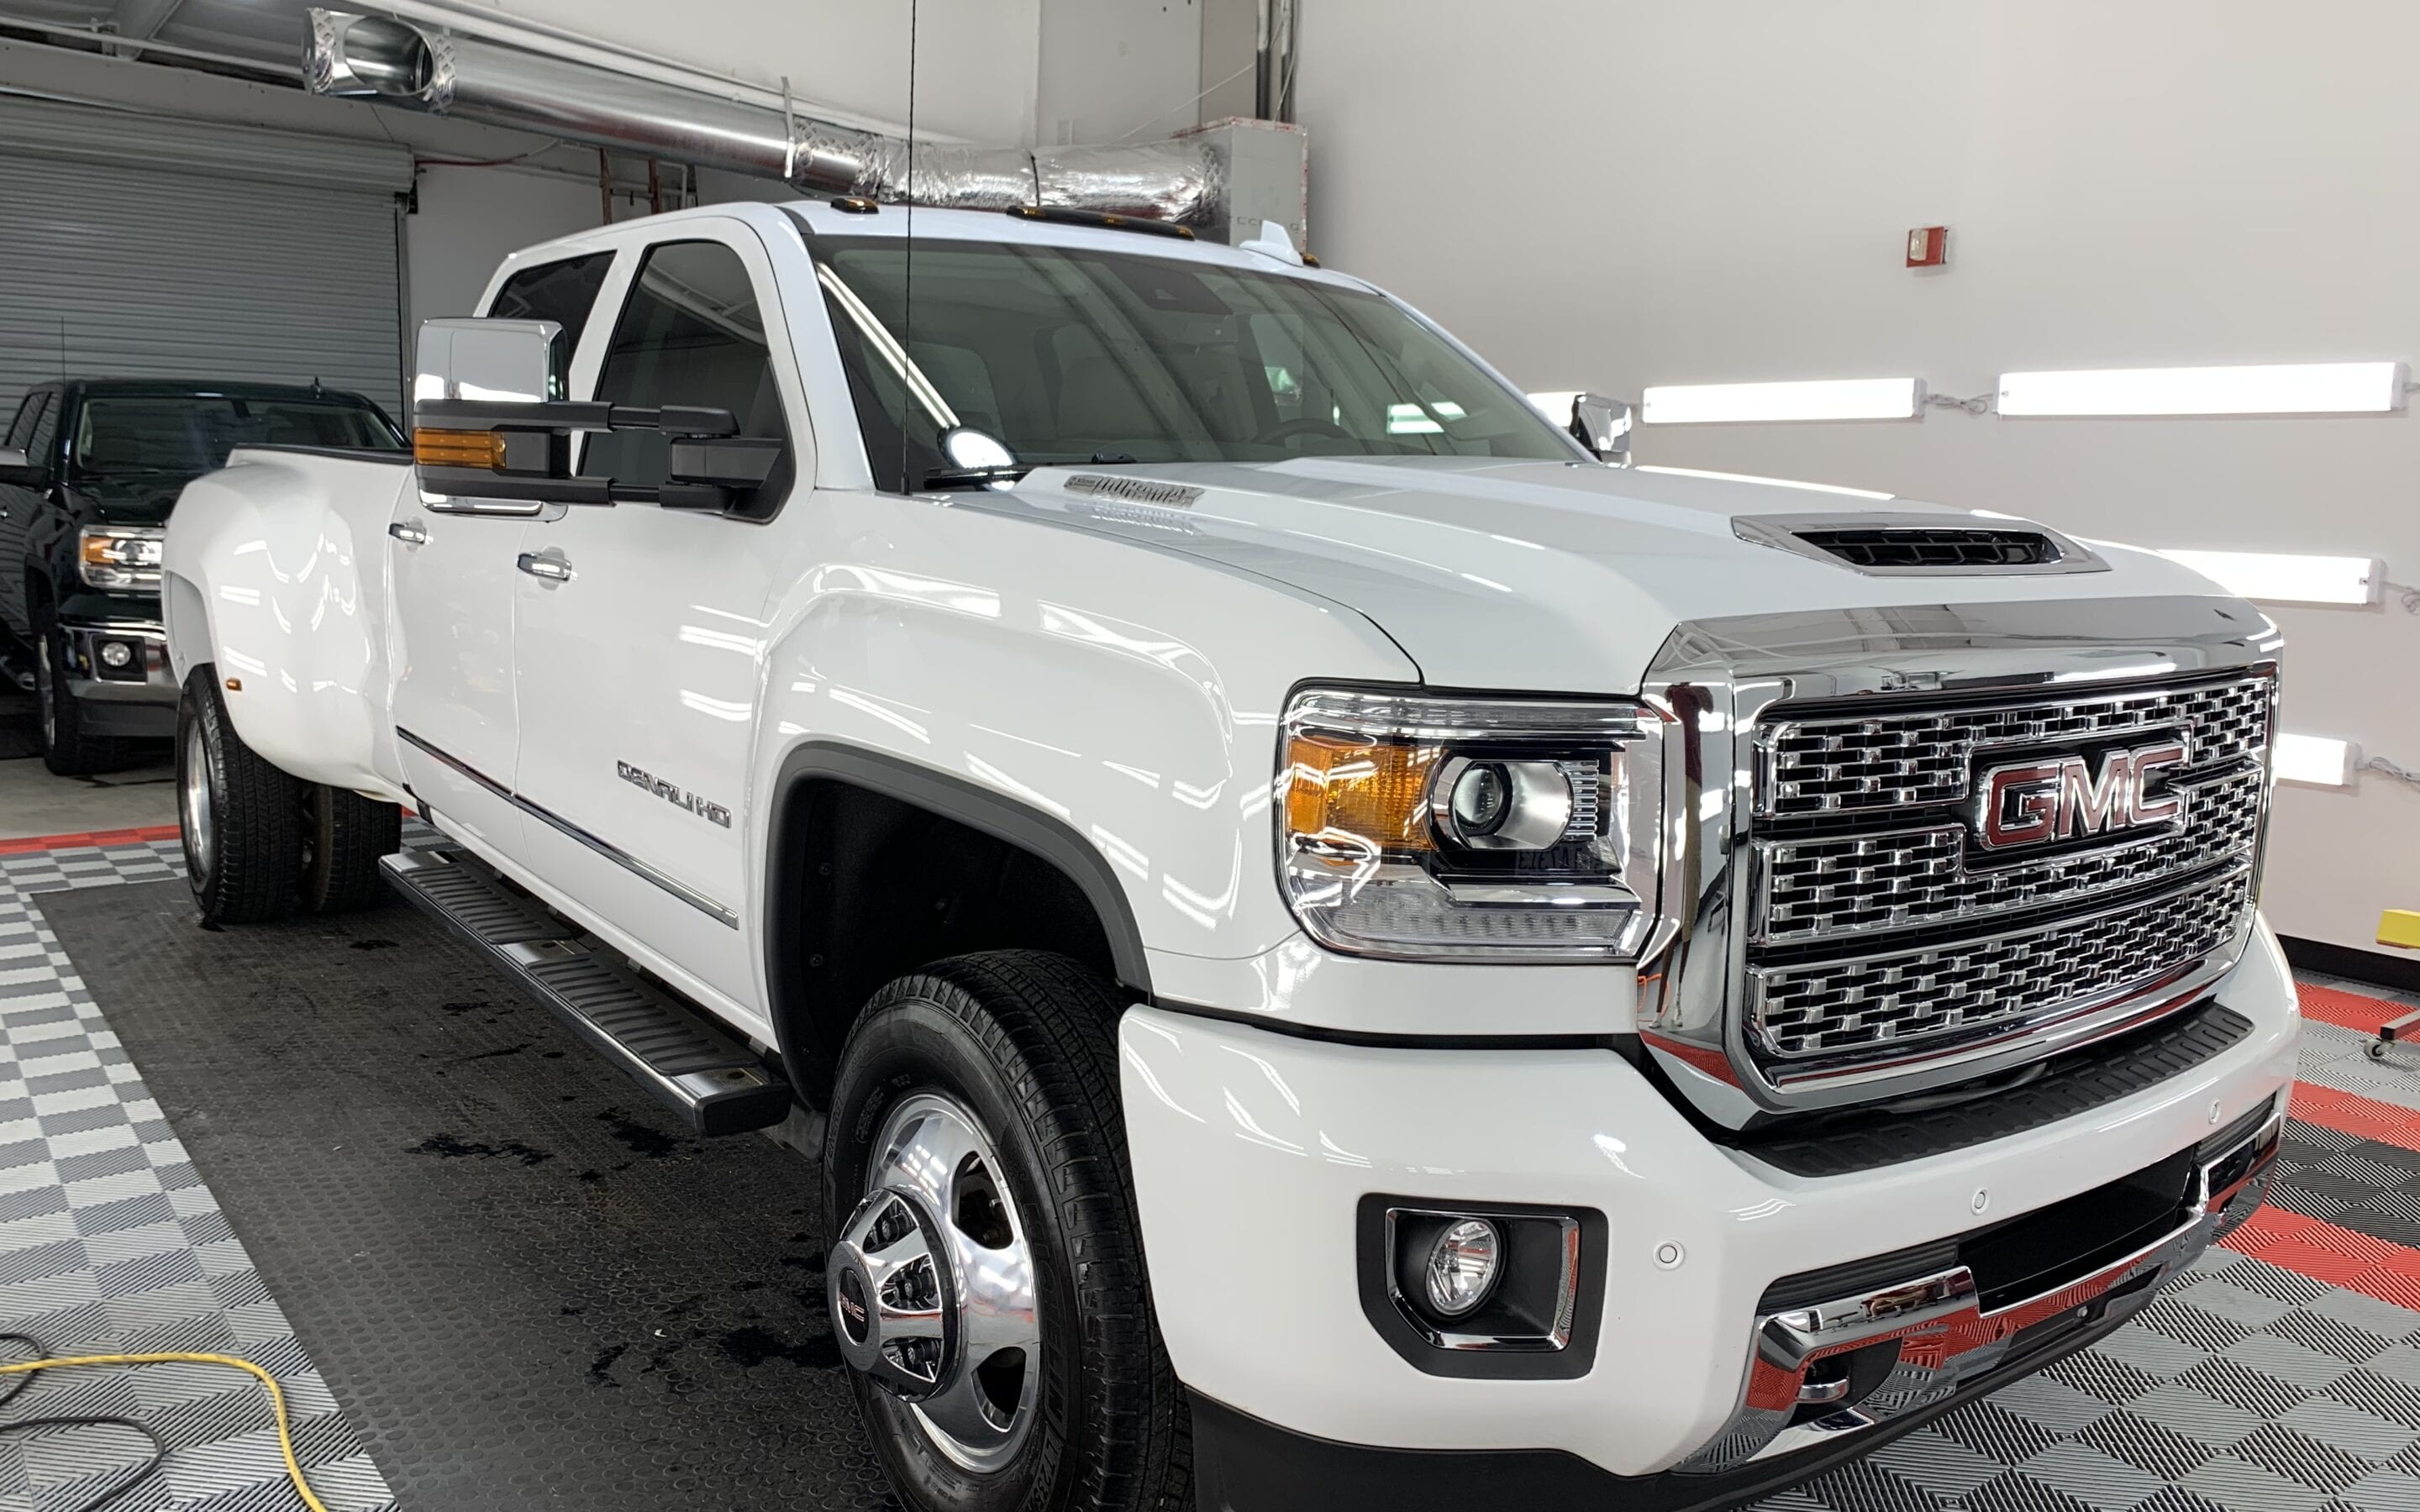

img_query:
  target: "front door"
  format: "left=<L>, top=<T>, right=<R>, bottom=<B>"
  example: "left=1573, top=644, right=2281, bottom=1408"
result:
left=510, top=226, right=802, bottom=1021
left=0, top=391, right=56, bottom=637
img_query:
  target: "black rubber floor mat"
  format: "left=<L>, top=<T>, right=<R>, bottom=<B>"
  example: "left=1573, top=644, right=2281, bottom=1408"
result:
left=34, top=879, right=897, bottom=1511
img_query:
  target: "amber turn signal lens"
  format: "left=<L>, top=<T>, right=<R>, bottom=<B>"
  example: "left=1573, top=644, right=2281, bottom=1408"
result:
left=1283, top=732, right=1438, bottom=853
left=413, top=428, right=506, bottom=469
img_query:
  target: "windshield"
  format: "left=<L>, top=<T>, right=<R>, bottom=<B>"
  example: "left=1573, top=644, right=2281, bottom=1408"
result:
left=70, top=394, right=405, bottom=479
left=813, top=237, right=1577, bottom=491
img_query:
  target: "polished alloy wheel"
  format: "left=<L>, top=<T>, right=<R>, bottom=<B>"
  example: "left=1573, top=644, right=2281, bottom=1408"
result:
left=829, top=1091, right=1039, bottom=1473
left=181, top=719, right=215, bottom=881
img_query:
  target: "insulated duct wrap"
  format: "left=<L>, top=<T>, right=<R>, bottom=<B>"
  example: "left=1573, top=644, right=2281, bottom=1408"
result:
left=306, top=8, right=1221, bottom=225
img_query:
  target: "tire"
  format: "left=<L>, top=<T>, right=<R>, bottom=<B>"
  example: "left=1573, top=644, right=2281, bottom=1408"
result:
left=824, top=951, right=1189, bottom=1512
left=177, top=666, right=302, bottom=925
left=298, top=784, right=402, bottom=915
left=34, top=603, right=129, bottom=776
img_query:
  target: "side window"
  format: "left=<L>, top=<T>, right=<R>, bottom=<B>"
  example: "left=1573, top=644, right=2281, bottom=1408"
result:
left=583, top=240, right=783, bottom=491
left=5, top=392, right=49, bottom=453
left=24, top=394, right=60, bottom=467
left=484, top=252, right=613, bottom=355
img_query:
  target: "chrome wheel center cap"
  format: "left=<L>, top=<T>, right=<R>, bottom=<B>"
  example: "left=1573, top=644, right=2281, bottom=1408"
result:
left=830, top=1091, right=1042, bottom=1474
left=829, top=1185, right=961, bottom=1402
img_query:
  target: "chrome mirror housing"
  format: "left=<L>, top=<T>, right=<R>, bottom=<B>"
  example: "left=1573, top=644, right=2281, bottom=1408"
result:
left=1569, top=393, right=1632, bottom=465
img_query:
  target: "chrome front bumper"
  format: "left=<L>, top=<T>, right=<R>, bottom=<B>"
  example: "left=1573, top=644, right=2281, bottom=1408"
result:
left=1679, top=1099, right=2285, bottom=1474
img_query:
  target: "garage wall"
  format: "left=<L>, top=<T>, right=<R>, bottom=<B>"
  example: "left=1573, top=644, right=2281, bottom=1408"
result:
left=467, top=0, right=1044, bottom=143
left=407, top=166, right=610, bottom=321
left=1293, top=0, right=2420, bottom=958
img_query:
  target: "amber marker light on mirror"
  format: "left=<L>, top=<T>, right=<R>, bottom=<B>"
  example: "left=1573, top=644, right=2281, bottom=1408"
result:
left=413, top=428, right=507, bottom=469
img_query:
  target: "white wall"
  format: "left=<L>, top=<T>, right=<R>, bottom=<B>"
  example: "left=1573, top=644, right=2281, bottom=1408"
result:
left=471, top=0, right=1044, bottom=143
left=1297, top=0, right=2420, bottom=958
left=1036, top=0, right=1204, bottom=145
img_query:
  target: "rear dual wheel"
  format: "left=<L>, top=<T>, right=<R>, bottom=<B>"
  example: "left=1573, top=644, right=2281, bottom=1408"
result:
left=824, top=952, right=1189, bottom=1512
left=177, top=668, right=400, bottom=924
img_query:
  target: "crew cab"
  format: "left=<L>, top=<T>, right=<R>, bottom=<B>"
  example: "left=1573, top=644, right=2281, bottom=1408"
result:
left=160, top=199, right=2297, bottom=1512
left=0, top=379, right=402, bottom=772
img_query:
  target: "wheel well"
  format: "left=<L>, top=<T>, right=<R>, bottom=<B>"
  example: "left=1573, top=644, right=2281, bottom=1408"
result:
left=765, top=757, right=1149, bottom=1106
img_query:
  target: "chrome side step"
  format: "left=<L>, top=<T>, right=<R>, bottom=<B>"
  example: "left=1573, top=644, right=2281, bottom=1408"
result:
left=379, top=848, right=791, bottom=1136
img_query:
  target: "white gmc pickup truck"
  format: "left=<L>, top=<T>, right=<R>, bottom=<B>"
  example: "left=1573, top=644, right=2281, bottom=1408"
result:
left=161, top=198, right=2297, bottom=1512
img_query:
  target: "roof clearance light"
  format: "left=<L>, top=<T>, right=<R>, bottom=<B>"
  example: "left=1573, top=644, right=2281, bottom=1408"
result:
left=1640, top=378, right=1925, bottom=425
left=1997, top=362, right=2408, bottom=417
left=2275, top=732, right=2360, bottom=787
left=2160, top=549, right=2385, bottom=606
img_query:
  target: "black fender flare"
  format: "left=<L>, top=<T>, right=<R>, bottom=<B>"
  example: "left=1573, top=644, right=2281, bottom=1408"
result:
left=760, top=741, right=1155, bottom=1081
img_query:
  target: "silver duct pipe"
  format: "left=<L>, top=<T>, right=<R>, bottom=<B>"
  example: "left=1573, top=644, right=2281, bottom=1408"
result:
left=306, top=9, right=1221, bottom=225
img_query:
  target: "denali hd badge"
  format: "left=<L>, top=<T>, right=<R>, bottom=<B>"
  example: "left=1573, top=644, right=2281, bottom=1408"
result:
left=617, top=761, right=733, bottom=828
left=1970, top=737, right=2189, bottom=852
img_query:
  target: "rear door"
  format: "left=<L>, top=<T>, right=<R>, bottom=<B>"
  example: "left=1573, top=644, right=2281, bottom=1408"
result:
left=388, top=252, right=615, bottom=862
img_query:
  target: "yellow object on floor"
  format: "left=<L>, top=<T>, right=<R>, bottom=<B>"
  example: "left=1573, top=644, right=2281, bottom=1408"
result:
left=2383, top=909, right=2420, bottom=950
left=0, top=1352, right=329, bottom=1511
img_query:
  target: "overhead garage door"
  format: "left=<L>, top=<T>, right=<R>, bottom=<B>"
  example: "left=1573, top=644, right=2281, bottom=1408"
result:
left=0, top=98, right=413, bottom=422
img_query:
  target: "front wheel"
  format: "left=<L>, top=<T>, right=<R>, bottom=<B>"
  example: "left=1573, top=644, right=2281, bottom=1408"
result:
left=824, top=952, right=1189, bottom=1512
left=298, top=784, right=402, bottom=915
left=177, top=668, right=302, bottom=925
left=34, top=606, right=129, bottom=775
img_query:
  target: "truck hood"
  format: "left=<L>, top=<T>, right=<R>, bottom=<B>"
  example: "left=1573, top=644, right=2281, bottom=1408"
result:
left=1003, top=457, right=2240, bottom=693
left=66, top=474, right=187, bottom=525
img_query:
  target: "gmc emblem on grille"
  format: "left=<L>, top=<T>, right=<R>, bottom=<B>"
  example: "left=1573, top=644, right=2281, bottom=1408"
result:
left=1972, top=738, right=2190, bottom=851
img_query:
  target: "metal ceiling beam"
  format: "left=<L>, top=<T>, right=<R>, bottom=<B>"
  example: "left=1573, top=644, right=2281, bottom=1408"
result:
left=104, top=0, right=182, bottom=60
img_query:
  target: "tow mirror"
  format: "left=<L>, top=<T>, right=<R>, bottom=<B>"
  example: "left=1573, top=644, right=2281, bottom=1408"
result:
left=0, top=446, right=43, bottom=488
left=412, top=397, right=786, bottom=516
left=415, top=317, right=567, bottom=407
left=1569, top=393, right=1633, bottom=465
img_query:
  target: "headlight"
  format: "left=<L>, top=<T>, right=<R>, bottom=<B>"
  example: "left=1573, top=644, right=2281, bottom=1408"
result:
left=1276, top=687, right=1669, bottom=962
left=79, top=526, right=166, bottom=591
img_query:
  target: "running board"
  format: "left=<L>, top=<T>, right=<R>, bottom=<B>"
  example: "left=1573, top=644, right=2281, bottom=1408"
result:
left=379, top=848, right=791, bottom=1136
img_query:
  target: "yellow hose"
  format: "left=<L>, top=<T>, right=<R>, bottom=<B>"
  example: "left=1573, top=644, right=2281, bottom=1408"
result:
left=0, top=1352, right=329, bottom=1512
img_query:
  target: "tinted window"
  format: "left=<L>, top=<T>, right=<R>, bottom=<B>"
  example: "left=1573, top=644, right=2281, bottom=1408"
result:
left=813, top=238, right=1573, bottom=494
left=584, top=241, right=784, bottom=490
left=487, top=253, right=614, bottom=359
left=5, top=392, right=48, bottom=453
left=70, top=395, right=405, bottom=479
left=26, top=394, right=60, bottom=469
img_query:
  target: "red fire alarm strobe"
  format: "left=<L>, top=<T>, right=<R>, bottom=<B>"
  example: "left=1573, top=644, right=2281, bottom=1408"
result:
left=1907, top=226, right=1949, bottom=267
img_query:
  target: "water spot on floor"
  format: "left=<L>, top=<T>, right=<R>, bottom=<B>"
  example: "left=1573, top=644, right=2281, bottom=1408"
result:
left=350, top=938, right=399, bottom=951
left=409, top=1133, right=554, bottom=1167
left=587, top=1343, right=629, bottom=1386
left=576, top=1169, right=604, bottom=1184
left=597, top=1109, right=681, bottom=1158
left=450, top=1042, right=532, bottom=1065
left=717, top=1326, right=839, bottom=1371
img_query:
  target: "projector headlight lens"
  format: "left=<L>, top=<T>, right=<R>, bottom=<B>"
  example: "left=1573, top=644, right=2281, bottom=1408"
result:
left=1276, top=688, right=1668, bottom=962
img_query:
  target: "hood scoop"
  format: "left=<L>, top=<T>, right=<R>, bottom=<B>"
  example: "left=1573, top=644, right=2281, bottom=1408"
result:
left=1733, top=512, right=2107, bottom=578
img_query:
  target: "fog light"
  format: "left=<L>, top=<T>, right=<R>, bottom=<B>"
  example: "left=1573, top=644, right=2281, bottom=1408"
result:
left=98, top=640, right=134, bottom=669
left=1423, top=1217, right=1501, bottom=1318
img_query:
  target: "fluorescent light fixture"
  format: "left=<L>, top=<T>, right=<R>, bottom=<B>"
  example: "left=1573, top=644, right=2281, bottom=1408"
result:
left=2159, top=549, right=2384, bottom=606
left=2275, top=732, right=2360, bottom=787
left=1996, top=362, right=2407, bottom=417
left=1634, top=465, right=1895, bottom=500
left=1641, top=378, right=1926, bottom=425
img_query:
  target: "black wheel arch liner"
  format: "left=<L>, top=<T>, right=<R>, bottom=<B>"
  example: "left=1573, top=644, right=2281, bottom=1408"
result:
left=762, top=741, right=1155, bottom=1096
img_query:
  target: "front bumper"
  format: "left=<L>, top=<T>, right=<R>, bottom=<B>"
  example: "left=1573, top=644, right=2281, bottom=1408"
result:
left=1119, top=921, right=2299, bottom=1492
left=58, top=617, right=177, bottom=736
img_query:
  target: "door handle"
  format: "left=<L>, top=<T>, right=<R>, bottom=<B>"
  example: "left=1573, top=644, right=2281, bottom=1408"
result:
left=516, top=551, right=574, bottom=582
left=388, top=519, right=429, bottom=546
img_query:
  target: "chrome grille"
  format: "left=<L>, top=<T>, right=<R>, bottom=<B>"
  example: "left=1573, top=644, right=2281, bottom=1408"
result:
left=1760, top=674, right=2271, bottom=818
left=1750, top=869, right=2252, bottom=1061
left=1753, top=766, right=2263, bottom=943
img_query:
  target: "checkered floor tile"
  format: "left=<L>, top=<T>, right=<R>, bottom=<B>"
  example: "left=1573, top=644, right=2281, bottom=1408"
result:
left=0, top=835, right=395, bottom=1511
left=4, top=827, right=2420, bottom=1512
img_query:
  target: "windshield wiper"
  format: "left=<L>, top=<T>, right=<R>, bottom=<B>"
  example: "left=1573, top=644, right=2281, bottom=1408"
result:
left=922, top=464, right=1034, bottom=491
